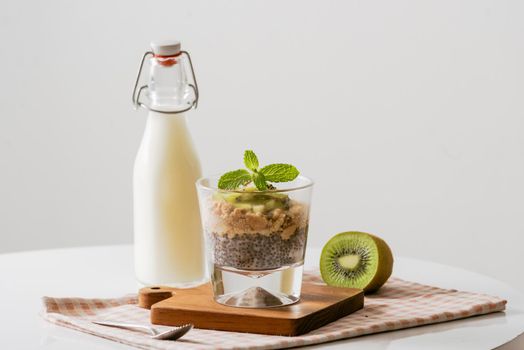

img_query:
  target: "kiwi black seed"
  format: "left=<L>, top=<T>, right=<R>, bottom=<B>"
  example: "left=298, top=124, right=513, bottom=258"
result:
left=320, top=231, right=393, bottom=293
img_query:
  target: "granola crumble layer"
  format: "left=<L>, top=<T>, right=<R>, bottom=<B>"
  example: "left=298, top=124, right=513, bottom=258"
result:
left=207, top=199, right=308, bottom=239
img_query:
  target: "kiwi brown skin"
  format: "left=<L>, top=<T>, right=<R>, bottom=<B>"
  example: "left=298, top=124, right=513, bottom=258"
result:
left=320, top=231, right=394, bottom=293
left=363, top=232, right=394, bottom=293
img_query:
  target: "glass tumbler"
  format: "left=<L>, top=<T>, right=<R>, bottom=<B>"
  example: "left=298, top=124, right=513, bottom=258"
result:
left=196, top=176, right=313, bottom=308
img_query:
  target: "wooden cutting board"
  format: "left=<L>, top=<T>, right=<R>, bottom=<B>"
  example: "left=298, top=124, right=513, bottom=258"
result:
left=138, top=282, right=364, bottom=336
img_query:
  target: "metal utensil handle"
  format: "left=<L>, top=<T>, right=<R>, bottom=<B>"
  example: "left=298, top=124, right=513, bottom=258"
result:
left=92, top=320, right=157, bottom=336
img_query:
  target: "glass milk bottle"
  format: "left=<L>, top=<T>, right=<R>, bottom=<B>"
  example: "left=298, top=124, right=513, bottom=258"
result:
left=132, top=40, right=205, bottom=287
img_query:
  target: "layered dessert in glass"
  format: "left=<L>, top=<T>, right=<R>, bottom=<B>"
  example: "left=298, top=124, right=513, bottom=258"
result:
left=196, top=176, right=313, bottom=308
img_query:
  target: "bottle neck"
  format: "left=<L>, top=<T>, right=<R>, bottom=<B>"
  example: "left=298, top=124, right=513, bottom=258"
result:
left=148, top=54, right=194, bottom=112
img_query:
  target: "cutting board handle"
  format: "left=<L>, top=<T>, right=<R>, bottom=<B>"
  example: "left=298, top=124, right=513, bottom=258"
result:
left=138, top=287, right=176, bottom=309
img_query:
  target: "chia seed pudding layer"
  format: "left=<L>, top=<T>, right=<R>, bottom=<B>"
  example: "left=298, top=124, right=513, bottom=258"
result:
left=209, top=227, right=308, bottom=270
left=203, top=192, right=309, bottom=270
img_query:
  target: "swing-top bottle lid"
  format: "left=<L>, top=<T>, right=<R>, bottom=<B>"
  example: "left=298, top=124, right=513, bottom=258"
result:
left=150, top=40, right=181, bottom=56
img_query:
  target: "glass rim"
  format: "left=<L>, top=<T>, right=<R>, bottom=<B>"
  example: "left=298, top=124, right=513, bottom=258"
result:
left=196, top=174, right=314, bottom=193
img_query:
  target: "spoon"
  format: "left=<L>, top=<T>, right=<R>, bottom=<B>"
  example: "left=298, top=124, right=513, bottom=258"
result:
left=92, top=320, right=193, bottom=340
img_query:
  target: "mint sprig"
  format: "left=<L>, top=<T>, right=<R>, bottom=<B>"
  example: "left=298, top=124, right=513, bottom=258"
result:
left=217, top=169, right=252, bottom=190
left=218, top=150, right=299, bottom=190
left=260, top=164, right=299, bottom=182
left=252, top=172, right=268, bottom=190
left=244, top=150, right=259, bottom=171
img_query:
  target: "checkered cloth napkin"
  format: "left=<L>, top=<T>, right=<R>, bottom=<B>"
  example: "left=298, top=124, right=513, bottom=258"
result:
left=42, top=271, right=506, bottom=350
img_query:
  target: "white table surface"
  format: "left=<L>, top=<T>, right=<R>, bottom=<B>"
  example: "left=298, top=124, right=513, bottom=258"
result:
left=1, top=245, right=523, bottom=350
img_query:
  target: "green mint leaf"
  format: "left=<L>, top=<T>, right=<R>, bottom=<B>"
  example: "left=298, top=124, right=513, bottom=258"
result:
left=243, top=150, right=259, bottom=171
left=218, top=169, right=252, bottom=190
left=260, top=163, right=299, bottom=183
left=219, top=150, right=299, bottom=190
left=252, top=172, right=268, bottom=190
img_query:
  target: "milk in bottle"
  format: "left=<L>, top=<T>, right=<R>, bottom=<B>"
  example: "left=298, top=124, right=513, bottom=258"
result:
left=132, top=40, right=205, bottom=286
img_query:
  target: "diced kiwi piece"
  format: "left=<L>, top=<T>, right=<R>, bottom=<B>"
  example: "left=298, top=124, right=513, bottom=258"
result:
left=252, top=204, right=265, bottom=214
left=264, top=199, right=283, bottom=211
left=213, top=190, right=289, bottom=211
left=212, top=192, right=242, bottom=203
left=234, top=203, right=252, bottom=210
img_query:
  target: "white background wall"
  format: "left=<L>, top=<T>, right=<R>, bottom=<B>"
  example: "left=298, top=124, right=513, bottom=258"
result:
left=1, top=0, right=523, bottom=291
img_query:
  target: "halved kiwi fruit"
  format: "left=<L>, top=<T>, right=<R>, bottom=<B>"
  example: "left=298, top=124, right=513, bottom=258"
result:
left=320, top=231, right=393, bottom=293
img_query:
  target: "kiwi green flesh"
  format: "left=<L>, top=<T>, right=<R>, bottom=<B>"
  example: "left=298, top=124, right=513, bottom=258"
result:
left=320, top=232, right=379, bottom=291
left=213, top=191, right=289, bottom=211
